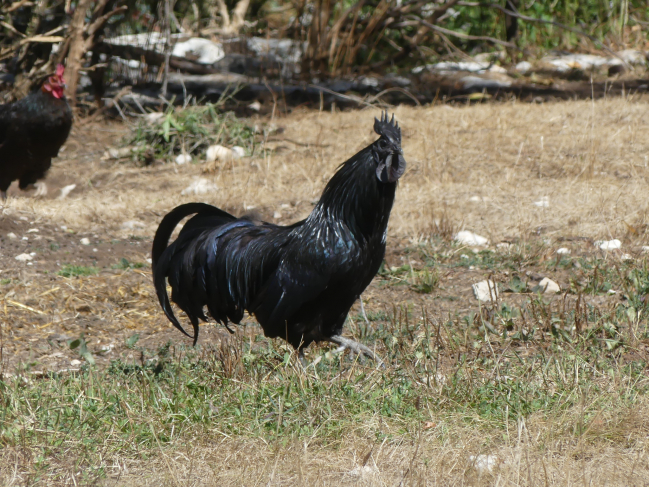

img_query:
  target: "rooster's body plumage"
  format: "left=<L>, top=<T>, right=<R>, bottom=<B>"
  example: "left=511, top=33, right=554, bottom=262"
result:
left=152, top=113, right=406, bottom=355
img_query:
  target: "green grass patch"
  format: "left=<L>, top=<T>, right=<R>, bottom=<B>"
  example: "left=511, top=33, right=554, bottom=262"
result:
left=57, top=265, right=100, bottom=278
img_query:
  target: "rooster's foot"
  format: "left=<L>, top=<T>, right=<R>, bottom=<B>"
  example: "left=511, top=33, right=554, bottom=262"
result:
left=327, top=335, right=383, bottom=366
left=32, top=182, right=48, bottom=197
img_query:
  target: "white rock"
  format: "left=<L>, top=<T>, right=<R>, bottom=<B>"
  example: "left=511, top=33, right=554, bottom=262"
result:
left=106, top=147, right=133, bottom=159
left=469, top=454, right=500, bottom=473
left=455, top=231, right=489, bottom=246
left=348, top=465, right=378, bottom=477
left=595, top=239, right=621, bottom=251
left=206, top=144, right=233, bottom=162
left=121, top=220, right=146, bottom=230
left=231, top=146, right=245, bottom=158
left=181, top=177, right=218, bottom=195
left=621, top=253, right=633, bottom=261
left=642, top=246, right=649, bottom=253
left=608, top=289, right=617, bottom=295
left=26, top=228, right=39, bottom=233
left=515, top=61, right=532, bottom=74
left=80, top=238, right=90, bottom=246
left=7, top=232, right=17, bottom=240
left=556, top=247, right=570, bottom=254
left=15, top=253, right=33, bottom=262
left=146, top=258, right=153, bottom=264
left=533, top=196, right=549, bottom=207
left=144, top=112, right=165, bottom=124
left=248, top=101, right=261, bottom=111
left=22, top=236, right=28, bottom=241
left=172, top=37, right=224, bottom=64
left=472, top=280, right=498, bottom=302
left=58, top=184, right=77, bottom=199
left=539, top=277, right=561, bottom=294
left=273, top=211, right=282, bottom=219
left=70, top=359, right=82, bottom=366
left=175, top=154, right=192, bottom=165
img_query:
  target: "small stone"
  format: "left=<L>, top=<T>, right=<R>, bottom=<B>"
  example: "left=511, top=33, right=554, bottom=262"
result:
left=144, top=112, right=164, bottom=124
left=515, top=61, right=532, bottom=74
left=247, top=101, right=261, bottom=111
left=206, top=144, right=233, bottom=162
left=175, top=154, right=192, bottom=165
left=181, top=177, right=218, bottom=195
left=472, top=280, right=498, bottom=302
left=231, top=146, right=245, bottom=158
left=106, top=147, right=133, bottom=159
left=556, top=248, right=570, bottom=254
left=621, top=253, right=633, bottom=261
left=121, top=220, right=145, bottom=230
left=22, top=236, right=28, bottom=241
left=469, top=454, right=500, bottom=473
left=595, top=239, right=621, bottom=251
left=80, top=238, right=90, bottom=246
left=533, top=197, right=549, bottom=208
left=642, top=246, right=649, bottom=253
left=92, top=248, right=98, bottom=252
left=273, top=211, right=282, bottom=219
left=70, top=359, right=81, bottom=366
left=15, top=253, right=33, bottom=261
left=608, top=289, right=617, bottom=295
left=539, top=277, right=561, bottom=294
left=26, top=228, right=39, bottom=233
left=7, top=232, right=17, bottom=240
left=455, top=231, right=489, bottom=246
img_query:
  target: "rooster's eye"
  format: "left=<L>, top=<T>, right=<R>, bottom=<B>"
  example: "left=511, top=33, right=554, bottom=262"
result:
left=378, top=139, right=388, bottom=150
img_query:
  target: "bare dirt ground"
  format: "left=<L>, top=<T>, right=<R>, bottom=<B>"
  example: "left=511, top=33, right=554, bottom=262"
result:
left=2, top=97, right=649, bottom=485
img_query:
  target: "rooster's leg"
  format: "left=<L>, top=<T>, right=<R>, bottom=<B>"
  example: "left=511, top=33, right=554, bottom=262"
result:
left=327, top=335, right=383, bottom=366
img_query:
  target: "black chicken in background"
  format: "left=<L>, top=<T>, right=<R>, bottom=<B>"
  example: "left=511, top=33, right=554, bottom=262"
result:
left=0, top=64, right=72, bottom=199
left=152, top=112, right=406, bottom=361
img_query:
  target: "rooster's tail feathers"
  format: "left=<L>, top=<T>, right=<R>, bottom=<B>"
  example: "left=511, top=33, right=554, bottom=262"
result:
left=152, top=203, right=236, bottom=344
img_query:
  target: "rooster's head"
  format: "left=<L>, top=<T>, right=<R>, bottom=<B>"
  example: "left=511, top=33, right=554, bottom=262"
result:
left=372, top=112, right=406, bottom=184
left=42, top=64, right=66, bottom=99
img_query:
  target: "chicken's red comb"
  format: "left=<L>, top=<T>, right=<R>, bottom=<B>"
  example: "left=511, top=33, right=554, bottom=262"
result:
left=56, top=64, right=65, bottom=77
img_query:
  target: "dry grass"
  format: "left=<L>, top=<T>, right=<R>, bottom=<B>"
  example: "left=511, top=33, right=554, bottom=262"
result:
left=2, top=97, right=649, bottom=486
left=6, top=95, right=649, bottom=244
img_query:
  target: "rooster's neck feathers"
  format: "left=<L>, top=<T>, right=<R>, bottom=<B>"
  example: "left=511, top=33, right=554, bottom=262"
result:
left=306, top=144, right=396, bottom=241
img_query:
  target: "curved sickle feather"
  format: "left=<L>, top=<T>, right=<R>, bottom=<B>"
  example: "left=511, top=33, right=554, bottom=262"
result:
left=152, top=202, right=235, bottom=343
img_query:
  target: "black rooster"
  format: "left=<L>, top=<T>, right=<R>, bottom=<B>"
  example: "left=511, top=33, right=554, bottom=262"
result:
left=0, top=64, right=72, bottom=199
left=152, top=112, right=406, bottom=360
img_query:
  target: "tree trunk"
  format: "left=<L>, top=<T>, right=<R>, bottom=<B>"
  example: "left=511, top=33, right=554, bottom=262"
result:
left=64, top=0, right=93, bottom=107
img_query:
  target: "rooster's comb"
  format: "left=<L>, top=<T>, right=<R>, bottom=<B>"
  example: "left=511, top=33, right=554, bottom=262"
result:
left=374, top=111, right=401, bottom=143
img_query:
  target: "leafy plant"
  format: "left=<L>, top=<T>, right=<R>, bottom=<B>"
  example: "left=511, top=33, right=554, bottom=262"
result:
left=123, top=100, right=256, bottom=164
left=57, top=265, right=99, bottom=278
